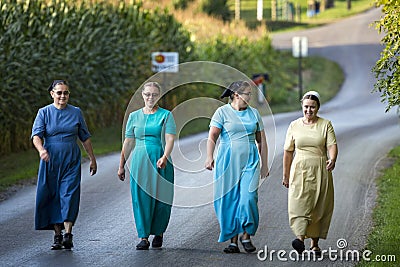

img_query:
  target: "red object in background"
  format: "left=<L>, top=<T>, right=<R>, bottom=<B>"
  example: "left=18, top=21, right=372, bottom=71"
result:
left=155, top=54, right=165, bottom=63
left=253, top=75, right=264, bottom=85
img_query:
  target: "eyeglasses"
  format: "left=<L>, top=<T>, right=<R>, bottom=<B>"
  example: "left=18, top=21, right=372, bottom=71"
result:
left=143, top=92, right=159, bottom=98
left=53, top=90, right=70, bottom=96
left=239, top=92, right=252, bottom=96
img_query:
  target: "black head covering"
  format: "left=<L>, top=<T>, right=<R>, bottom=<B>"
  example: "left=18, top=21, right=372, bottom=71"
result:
left=220, top=88, right=234, bottom=99
left=47, top=80, right=68, bottom=92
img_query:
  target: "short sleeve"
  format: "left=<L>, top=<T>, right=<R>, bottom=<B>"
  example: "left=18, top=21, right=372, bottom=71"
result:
left=210, top=107, right=223, bottom=129
left=77, top=108, right=91, bottom=142
left=31, top=108, right=45, bottom=139
left=165, top=112, right=176, bottom=135
left=284, top=122, right=295, bottom=152
left=125, top=113, right=135, bottom=138
left=326, top=120, right=337, bottom=146
left=253, top=108, right=264, bottom=131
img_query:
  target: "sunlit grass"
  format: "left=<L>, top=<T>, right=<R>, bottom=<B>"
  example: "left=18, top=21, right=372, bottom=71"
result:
left=356, top=146, right=400, bottom=266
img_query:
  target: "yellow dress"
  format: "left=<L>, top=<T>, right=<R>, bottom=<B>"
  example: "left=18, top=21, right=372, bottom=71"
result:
left=284, top=117, right=337, bottom=239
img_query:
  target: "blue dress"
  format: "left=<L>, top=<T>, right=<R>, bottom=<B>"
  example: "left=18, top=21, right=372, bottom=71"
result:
left=125, top=107, right=176, bottom=238
left=210, top=104, right=264, bottom=242
left=31, top=104, right=91, bottom=230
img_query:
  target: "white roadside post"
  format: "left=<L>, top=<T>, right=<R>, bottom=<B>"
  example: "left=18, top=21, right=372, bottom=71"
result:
left=292, top=37, right=308, bottom=100
left=257, top=0, right=263, bottom=21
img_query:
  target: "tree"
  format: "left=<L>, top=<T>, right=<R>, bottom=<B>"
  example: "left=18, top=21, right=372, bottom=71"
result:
left=201, top=0, right=231, bottom=22
left=373, top=0, right=400, bottom=112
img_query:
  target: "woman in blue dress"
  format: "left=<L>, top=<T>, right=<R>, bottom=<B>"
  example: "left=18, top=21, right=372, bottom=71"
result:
left=205, top=81, right=269, bottom=253
left=31, top=80, right=97, bottom=250
left=118, top=82, right=176, bottom=250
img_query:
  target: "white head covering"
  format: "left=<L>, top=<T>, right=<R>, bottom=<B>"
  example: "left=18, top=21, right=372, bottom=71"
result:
left=302, top=90, right=320, bottom=101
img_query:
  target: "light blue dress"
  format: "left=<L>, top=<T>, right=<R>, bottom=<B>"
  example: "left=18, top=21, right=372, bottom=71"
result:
left=210, top=104, right=264, bottom=242
left=125, top=107, right=176, bottom=238
left=31, top=104, right=91, bottom=230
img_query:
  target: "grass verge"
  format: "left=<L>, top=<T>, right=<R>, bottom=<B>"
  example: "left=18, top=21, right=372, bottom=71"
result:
left=356, top=145, right=400, bottom=266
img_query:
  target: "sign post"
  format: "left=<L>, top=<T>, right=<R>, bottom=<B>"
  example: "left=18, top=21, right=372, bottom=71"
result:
left=292, top=37, right=308, bottom=100
left=252, top=73, right=270, bottom=104
left=151, top=52, right=179, bottom=107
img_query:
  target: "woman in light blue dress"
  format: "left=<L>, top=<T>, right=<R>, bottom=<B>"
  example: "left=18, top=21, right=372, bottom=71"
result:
left=118, top=82, right=176, bottom=250
left=205, top=81, right=269, bottom=253
left=31, top=80, right=97, bottom=250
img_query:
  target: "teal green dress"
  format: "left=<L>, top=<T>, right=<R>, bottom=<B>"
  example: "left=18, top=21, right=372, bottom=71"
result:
left=210, top=104, right=264, bottom=242
left=125, top=107, right=176, bottom=238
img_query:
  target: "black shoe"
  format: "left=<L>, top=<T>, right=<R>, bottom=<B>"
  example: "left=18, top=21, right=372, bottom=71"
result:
left=136, top=239, right=150, bottom=250
left=292, top=238, right=305, bottom=254
left=239, top=236, right=256, bottom=253
left=223, top=244, right=240, bottom=253
left=152, top=235, right=163, bottom=248
left=63, top=233, right=74, bottom=249
left=51, top=234, right=63, bottom=250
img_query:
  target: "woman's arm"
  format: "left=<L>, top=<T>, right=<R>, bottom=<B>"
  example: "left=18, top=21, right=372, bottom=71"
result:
left=32, top=135, right=49, bottom=162
left=282, top=150, right=294, bottom=188
left=204, top=126, right=221, bottom=170
left=156, top=133, right=175, bottom=169
left=118, top=138, right=135, bottom=181
left=326, top=144, right=338, bottom=172
left=82, top=138, right=97, bottom=176
left=256, top=130, right=269, bottom=179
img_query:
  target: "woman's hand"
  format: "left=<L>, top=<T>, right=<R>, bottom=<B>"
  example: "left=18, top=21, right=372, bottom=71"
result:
left=326, top=159, right=336, bottom=172
left=282, top=176, right=289, bottom=188
left=260, top=165, right=269, bottom=179
left=89, top=160, right=97, bottom=176
left=39, top=149, right=50, bottom=162
left=205, top=157, right=214, bottom=170
left=157, top=155, right=167, bottom=169
left=118, top=167, right=125, bottom=181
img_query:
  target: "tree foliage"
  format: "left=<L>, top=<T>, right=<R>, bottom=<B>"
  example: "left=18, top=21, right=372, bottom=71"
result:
left=373, top=0, right=400, bottom=112
left=201, top=0, right=231, bottom=22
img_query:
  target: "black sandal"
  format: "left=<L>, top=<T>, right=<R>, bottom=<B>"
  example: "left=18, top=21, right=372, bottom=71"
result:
left=62, top=233, right=74, bottom=249
left=310, top=246, right=322, bottom=257
left=239, top=236, right=256, bottom=253
left=51, top=234, right=63, bottom=250
left=152, top=235, right=163, bottom=248
left=223, top=243, right=240, bottom=253
left=292, top=238, right=305, bottom=254
left=136, top=239, right=150, bottom=250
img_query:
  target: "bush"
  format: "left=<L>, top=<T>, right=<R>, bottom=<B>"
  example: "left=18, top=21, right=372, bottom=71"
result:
left=201, top=0, right=231, bottom=22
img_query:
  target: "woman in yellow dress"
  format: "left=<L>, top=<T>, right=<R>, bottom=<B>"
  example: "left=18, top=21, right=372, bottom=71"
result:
left=282, top=91, right=338, bottom=255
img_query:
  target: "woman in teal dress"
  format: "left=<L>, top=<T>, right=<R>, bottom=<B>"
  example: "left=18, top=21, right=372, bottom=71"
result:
left=205, top=81, right=269, bottom=253
left=118, top=82, right=176, bottom=250
left=31, top=80, right=97, bottom=250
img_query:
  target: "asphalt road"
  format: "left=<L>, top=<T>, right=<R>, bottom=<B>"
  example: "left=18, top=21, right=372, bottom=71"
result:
left=1, top=7, right=399, bottom=267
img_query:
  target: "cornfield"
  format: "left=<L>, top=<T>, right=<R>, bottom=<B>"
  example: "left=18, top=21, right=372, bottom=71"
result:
left=0, top=0, right=194, bottom=155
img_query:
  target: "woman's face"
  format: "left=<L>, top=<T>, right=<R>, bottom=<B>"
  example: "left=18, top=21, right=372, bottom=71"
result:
left=142, top=85, right=160, bottom=107
left=236, top=87, right=252, bottom=105
left=302, top=99, right=319, bottom=120
left=51, top=84, right=70, bottom=106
